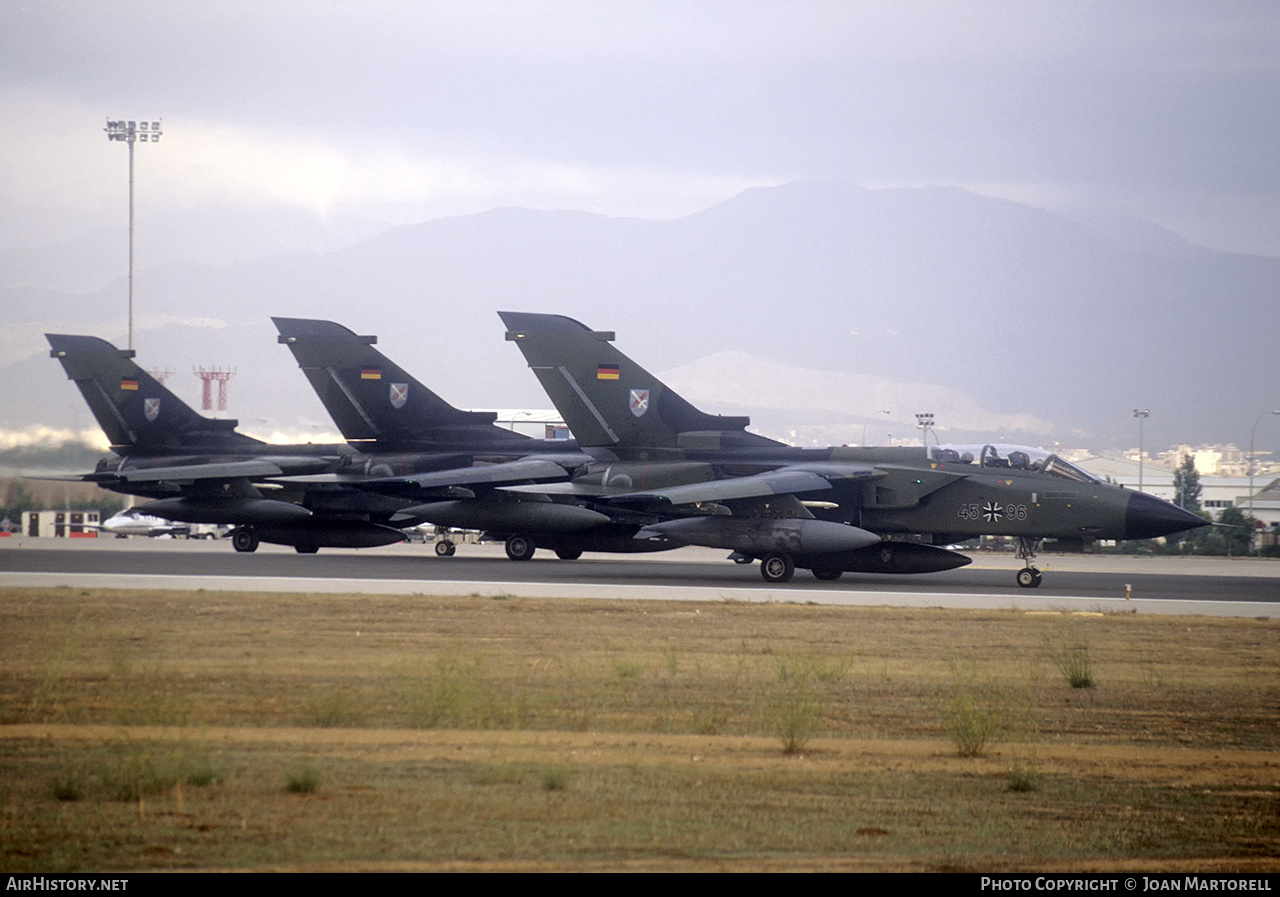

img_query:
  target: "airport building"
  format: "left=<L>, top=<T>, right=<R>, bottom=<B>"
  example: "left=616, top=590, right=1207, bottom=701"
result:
left=17, top=509, right=101, bottom=538
left=1244, top=479, right=1280, bottom=546
left=1078, top=455, right=1264, bottom=507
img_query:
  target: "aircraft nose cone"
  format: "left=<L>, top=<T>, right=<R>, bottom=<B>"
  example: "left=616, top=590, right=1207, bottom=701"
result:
left=1124, top=491, right=1209, bottom=540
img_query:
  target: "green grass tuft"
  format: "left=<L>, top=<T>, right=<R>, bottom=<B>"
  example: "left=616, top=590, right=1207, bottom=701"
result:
left=540, top=765, right=571, bottom=791
left=285, top=765, right=321, bottom=794
left=940, top=663, right=1004, bottom=758
left=1043, top=624, right=1096, bottom=689
left=1006, top=760, right=1039, bottom=792
left=765, top=653, right=843, bottom=754
left=612, top=659, right=642, bottom=679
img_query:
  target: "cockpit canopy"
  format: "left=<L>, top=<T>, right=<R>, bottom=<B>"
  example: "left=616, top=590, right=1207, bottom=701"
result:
left=927, top=444, right=1100, bottom=485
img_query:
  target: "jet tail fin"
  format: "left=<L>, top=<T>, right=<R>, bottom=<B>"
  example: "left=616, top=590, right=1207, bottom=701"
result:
left=500, top=311, right=781, bottom=457
left=46, top=333, right=257, bottom=452
left=272, top=317, right=521, bottom=449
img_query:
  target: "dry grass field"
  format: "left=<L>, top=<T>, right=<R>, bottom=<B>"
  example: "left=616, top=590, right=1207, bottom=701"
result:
left=0, top=586, right=1276, bottom=872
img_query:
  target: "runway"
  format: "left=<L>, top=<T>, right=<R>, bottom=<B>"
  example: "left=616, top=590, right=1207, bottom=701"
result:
left=1, top=536, right=1277, bottom=617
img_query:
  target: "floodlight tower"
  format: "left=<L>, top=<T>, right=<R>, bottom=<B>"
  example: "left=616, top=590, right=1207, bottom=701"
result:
left=104, top=118, right=163, bottom=351
left=1133, top=409, right=1149, bottom=492
left=915, top=412, right=936, bottom=447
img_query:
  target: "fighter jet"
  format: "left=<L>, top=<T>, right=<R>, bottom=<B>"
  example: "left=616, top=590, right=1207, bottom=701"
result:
left=499, top=312, right=1209, bottom=586
left=270, top=317, right=668, bottom=558
left=46, top=333, right=574, bottom=553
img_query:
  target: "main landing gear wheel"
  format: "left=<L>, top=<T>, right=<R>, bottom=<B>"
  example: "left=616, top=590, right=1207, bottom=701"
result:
left=295, top=544, right=319, bottom=554
left=1016, top=567, right=1043, bottom=588
left=760, top=552, right=795, bottom=584
left=812, top=568, right=843, bottom=581
left=554, top=548, right=583, bottom=560
left=230, top=528, right=259, bottom=553
left=505, top=534, right=536, bottom=561
left=435, top=540, right=456, bottom=557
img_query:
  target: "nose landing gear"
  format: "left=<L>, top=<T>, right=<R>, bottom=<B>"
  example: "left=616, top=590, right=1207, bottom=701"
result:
left=1016, top=566, right=1043, bottom=588
left=1015, top=537, right=1043, bottom=588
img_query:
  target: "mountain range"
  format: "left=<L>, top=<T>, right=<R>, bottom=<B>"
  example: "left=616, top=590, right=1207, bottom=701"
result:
left=4, top=180, right=1276, bottom=458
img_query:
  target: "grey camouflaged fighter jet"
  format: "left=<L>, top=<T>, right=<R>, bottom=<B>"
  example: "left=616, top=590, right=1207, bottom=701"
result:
left=46, top=333, right=574, bottom=553
left=270, top=317, right=670, bottom=558
left=499, top=312, right=1209, bottom=586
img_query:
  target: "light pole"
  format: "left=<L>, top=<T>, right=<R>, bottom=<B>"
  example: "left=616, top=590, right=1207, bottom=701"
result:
left=1133, top=409, right=1149, bottom=492
left=915, top=412, right=935, bottom=448
left=1248, top=410, right=1280, bottom=553
left=862, top=409, right=890, bottom=445
left=104, top=118, right=162, bottom=351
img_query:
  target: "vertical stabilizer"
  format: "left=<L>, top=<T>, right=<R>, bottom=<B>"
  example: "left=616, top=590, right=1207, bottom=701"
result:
left=46, top=334, right=255, bottom=452
left=500, top=311, right=779, bottom=458
left=273, top=317, right=528, bottom=450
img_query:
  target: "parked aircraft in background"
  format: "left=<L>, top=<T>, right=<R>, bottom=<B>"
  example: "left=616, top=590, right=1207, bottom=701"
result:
left=499, top=312, right=1208, bottom=586
left=98, top=508, right=195, bottom=538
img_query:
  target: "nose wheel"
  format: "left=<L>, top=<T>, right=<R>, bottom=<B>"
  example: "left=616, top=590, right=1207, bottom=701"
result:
left=1015, top=537, right=1044, bottom=588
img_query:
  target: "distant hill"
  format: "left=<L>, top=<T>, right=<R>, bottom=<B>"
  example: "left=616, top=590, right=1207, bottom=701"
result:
left=5, top=181, right=1276, bottom=456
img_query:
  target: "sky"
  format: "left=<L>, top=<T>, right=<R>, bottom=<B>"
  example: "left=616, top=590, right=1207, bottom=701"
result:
left=3, top=0, right=1280, bottom=255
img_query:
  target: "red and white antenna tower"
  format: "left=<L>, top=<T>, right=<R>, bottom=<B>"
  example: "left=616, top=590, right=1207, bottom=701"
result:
left=193, top=367, right=235, bottom=412
left=147, top=368, right=174, bottom=385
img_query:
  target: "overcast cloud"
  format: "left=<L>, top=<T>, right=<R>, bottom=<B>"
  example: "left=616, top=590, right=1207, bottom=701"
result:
left=3, top=0, right=1279, bottom=253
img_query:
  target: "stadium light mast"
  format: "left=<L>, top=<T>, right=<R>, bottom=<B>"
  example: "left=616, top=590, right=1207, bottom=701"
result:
left=1133, top=409, right=1149, bottom=492
left=915, top=412, right=936, bottom=447
left=104, top=118, right=162, bottom=351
